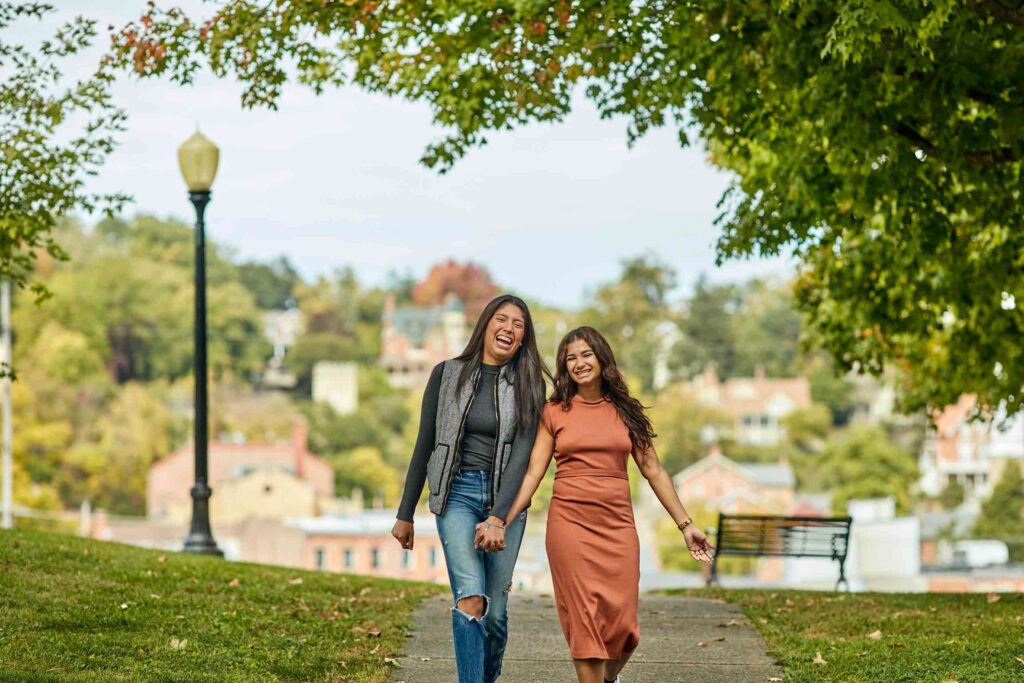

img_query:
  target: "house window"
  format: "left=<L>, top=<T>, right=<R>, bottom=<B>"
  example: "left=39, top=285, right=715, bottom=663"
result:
left=760, top=415, right=770, bottom=427
left=403, top=549, right=414, bottom=570
left=742, top=415, right=754, bottom=427
left=343, top=547, right=354, bottom=569
left=429, top=547, right=438, bottom=568
left=314, top=547, right=325, bottom=570
left=371, top=547, right=381, bottom=568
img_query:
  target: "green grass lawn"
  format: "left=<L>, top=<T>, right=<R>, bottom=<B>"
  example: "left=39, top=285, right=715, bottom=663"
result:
left=0, top=528, right=442, bottom=682
left=682, top=588, right=1024, bottom=683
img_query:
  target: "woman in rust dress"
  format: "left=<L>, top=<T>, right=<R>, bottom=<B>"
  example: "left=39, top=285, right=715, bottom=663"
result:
left=502, top=326, right=714, bottom=683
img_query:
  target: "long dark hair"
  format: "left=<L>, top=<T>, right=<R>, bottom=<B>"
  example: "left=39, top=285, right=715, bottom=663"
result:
left=454, top=294, right=549, bottom=431
left=550, top=326, right=656, bottom=453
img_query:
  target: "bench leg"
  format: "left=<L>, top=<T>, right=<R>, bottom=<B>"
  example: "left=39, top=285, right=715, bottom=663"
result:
left=835, top=557, right=849, bottom=592
left=707, top=556, right=720, bottom=587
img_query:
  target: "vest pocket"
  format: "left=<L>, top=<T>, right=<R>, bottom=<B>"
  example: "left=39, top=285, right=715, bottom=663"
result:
left=426, top=443, right=451, bottom=495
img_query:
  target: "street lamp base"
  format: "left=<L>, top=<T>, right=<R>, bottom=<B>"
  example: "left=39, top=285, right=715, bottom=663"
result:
left=183, top=533, right=224, bottom=556
left=183, top=480, right=222, bottom=556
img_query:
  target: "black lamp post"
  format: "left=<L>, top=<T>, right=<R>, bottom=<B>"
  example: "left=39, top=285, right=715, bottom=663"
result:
left=178, top=130, right=223, bottom=556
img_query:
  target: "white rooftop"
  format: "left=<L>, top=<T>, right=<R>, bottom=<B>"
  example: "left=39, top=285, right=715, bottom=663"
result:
left=284, top=510, right=438, bottom=537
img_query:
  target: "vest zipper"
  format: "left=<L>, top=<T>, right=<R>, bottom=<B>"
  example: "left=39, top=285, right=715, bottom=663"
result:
left=488, top=372, right=503, bottom=510
left=439, top=370, right=478, bottom=517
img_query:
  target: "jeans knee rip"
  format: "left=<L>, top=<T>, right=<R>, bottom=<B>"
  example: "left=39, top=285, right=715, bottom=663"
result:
left=452, top=593, right=490, bottom=621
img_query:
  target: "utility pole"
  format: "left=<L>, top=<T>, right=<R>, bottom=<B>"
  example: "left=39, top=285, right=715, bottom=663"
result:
left=2, top=278, right=13, bottom=530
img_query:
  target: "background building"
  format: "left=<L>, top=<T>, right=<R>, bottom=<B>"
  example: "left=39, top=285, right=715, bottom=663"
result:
left=312, top=361, right=359, bottom=415
left=147, top=420, right=334, bottom=525
left=689, top=367, right=811, bottom=446
left=380, top=293, right=468, bottom=388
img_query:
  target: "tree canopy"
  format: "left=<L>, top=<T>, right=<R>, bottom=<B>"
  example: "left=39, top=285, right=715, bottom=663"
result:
left=1, top=3, right=127, bottom=304
left=111, top=1, right=1024, bottom=418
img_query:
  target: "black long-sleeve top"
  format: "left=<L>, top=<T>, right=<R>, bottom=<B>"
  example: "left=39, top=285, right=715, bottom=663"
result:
left=396, top=362, right=537, bottom=523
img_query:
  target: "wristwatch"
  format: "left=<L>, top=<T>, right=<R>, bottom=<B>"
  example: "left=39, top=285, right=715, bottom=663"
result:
left=677, top=517, right=693, bottom=531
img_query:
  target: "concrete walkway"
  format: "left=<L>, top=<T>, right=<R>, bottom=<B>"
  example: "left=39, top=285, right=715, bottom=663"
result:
left=390, top=592, right=783, bottom=683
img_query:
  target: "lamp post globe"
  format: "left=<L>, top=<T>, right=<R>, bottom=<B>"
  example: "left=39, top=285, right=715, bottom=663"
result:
left=178, top=129, right=222, bottom=556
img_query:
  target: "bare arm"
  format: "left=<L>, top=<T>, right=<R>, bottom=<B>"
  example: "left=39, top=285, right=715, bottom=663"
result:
left=505, top=421, right=555, bottom=524
left=632, top=444, right=690, bottom=526
left=632, top=444, right=714, bottom=563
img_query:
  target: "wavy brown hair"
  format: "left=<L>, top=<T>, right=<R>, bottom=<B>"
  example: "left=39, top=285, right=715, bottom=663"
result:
left=454, top=294, right=550, bottom=431
left=550, top=326, right=656, bottom=453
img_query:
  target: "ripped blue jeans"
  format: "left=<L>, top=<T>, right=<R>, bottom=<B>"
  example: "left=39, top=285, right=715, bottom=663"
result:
left=436, top=470, right=527, bottom=683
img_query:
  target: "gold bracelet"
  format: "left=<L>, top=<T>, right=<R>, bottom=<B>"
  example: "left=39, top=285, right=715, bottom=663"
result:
left=483, top=521, right=505, bottom=531
left=677, top=517, right=693, bottom=531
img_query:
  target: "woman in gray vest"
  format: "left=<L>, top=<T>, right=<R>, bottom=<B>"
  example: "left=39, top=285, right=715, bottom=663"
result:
left=392, top=294, right=549, bottom=683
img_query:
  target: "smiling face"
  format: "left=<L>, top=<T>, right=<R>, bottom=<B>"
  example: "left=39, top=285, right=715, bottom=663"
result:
left=564, top=338, right=602, bottom=390
left=482, top=302, right=526, bottom=364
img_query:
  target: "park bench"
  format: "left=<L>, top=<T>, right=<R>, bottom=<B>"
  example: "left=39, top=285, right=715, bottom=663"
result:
left=707, top=513, right=853, bottom=591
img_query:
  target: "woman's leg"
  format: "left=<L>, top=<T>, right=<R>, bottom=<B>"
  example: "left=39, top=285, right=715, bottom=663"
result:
left=481, top=509, right=527, bottom=682
left=603, top=650, right=634, bottom=680
left=436, top=472, right=489, bottom=683
left=572, top=658, right=607, bottom=683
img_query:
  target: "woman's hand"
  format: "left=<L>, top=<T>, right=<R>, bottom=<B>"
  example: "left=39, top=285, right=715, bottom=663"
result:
left=683, top=525, right=714, bottom=563
left=392, top=519, right=414, bottom=550
left=474, top=518, right=507, bottom=552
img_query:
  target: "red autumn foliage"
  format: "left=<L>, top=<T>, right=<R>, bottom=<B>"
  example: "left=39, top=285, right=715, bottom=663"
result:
left=412, top=260, right=501, bottom=321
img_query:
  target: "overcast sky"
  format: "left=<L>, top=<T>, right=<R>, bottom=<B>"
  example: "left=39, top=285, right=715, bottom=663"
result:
left=40, top=1, right=794, bottom=308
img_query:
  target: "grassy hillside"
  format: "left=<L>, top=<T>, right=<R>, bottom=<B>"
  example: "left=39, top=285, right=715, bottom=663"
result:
left=0, top=529, right=442, bottom=682
left=681, top=588, right=1024, bottom=683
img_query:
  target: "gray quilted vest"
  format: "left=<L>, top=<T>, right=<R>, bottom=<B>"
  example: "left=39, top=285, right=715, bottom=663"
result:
left=426, top=359, right=519, bottom=515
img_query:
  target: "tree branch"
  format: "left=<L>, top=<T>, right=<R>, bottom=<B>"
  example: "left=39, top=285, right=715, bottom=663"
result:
left=891, top=122, right=1018, bottom=165
left=892, top=122, right=940, bottom=157
left=972, top=0, right=1024, bottom=27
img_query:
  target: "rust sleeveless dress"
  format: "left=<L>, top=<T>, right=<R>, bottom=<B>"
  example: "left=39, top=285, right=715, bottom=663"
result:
left=543, top=397, right=640, bottom=660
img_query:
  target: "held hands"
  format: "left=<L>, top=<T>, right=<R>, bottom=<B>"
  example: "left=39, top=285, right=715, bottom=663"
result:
left=683, top=525, right=714, bottom=564
left=474, top=516, right=507, bottom=552
left=391, top=519, right=414, bottom=550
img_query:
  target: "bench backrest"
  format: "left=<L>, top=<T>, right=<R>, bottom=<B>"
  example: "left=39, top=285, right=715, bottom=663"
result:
left=715, top=514, right=852, bottom=560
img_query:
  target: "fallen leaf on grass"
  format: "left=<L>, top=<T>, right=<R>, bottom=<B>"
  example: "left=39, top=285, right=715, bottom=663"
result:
left=769, top=678, right=782, bottom=682
left=287, top=577, right=303, bottom=585
left=1015, top=657, right=1024, bottom=666
left=351, top=624, right=382, bottom=637
left=228, top=578, right=240, bottom=587
left=157, top=555, right=166, bottom=563
left=120, top=603, right=128, bottom=610
left=867, top=630, right=882, bottom=640
left=940, top=676, right=958, bottom=683
left=384, top=657, right=399, bottom=666
left=987, top=593, right=1001, bottom=603
left=813, top=651, right=827, bottom=665
left=169, top=638, right=188, bottom=650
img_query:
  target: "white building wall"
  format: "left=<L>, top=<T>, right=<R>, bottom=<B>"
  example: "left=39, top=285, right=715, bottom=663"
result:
left=312, top=362, right=359, bottom=415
